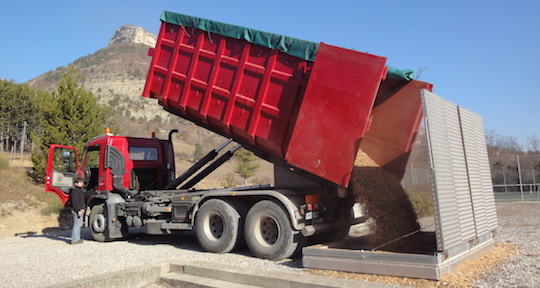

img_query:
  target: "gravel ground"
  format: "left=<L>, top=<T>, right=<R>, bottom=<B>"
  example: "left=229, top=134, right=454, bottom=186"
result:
left=473, top=202, right=540, bottom=287
left=0, top=229, right=308, bottom=288
left=0, top=202, right=538, bottom=288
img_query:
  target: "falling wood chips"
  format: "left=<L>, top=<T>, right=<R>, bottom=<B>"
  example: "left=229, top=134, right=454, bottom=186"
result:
left=313, top=150, right=518, bottom=286
left=348, top=150, right=424, bottom=252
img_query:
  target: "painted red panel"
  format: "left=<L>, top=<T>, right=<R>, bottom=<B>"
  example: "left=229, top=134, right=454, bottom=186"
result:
left=361, top=79, right=434, bottom=180
left=143, top=22, right=313, bottom=157
left=285, top=44, right=388, bottom=187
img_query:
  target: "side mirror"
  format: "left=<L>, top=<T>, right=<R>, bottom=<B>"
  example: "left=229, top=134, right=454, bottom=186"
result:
left=62, top=151, right=76, bottom=173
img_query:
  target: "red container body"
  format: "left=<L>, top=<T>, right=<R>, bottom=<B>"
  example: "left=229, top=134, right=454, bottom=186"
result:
left=143, top=20, right=427, bottom=188
left=143, top=22, right=315, bottom=156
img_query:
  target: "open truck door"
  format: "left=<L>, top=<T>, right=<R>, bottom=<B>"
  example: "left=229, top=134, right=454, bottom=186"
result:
left=45, top=144, right=79, bottom=205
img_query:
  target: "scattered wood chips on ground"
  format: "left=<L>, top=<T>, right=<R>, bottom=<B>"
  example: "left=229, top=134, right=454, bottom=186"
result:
left=307, top=242, right=518, bottom=287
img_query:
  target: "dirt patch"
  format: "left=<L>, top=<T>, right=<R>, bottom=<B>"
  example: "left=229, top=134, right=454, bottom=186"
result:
left=0, top=165, right=63, bottom=238
left=0, top=206, right=60, bottom=238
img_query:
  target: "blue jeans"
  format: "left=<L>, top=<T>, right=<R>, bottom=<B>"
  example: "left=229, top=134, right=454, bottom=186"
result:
left=71, top=210, right=83, bottom=243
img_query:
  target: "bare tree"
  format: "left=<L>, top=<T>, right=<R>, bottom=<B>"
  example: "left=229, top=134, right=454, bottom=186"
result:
left=485, top=129, right=499, bottom=158
left=526, top=134, right=540, bottom=153
left=415, top=66, right=427, bottom=80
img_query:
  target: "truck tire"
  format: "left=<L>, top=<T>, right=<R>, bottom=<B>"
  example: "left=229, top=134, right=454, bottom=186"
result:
left=245, top=200, right=301, bottom=260
left=58, top=208, right=73, bottom=230
left=195, top=199, right=243, bottom=254
left=89, top=203, right=110, bottom=242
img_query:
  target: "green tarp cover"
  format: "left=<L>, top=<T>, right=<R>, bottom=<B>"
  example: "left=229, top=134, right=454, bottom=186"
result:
left=161, top=11, right=318, bottom=61
left=160, top=11, right=414, bottom=81
left=386, top=66, right=415, bottom=81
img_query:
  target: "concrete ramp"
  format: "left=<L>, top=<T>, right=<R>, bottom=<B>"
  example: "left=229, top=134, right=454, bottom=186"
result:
left=47, top=261, right=407, bottom=288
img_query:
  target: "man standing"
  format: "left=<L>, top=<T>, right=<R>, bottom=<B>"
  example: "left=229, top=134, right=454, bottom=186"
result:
left=70, top=178, right=85, bottom=244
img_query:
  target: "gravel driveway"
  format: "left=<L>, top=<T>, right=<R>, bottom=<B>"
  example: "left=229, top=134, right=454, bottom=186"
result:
left=473, top=202, right=540, bottom=287
left=0, top=202, right=538, bottom=288
left=0, top=228, right=308, bottom=287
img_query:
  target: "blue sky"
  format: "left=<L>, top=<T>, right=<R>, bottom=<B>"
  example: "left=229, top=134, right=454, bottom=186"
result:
left=1, top=1, right=539, bottom=146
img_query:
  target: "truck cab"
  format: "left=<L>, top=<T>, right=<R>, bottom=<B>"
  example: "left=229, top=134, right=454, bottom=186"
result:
left=45, top=130, right=176, bottom=206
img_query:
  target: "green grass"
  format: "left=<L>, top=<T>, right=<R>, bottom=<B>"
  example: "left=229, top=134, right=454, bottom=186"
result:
left=40, top=202, right=63, bottom=216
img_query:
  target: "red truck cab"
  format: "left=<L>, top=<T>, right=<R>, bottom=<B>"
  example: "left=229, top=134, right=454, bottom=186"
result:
left=45, top=130, right=176, bottom=205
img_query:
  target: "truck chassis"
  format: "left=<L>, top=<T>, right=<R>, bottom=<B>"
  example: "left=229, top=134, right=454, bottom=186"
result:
left=87, top=181, right=354, bottom=261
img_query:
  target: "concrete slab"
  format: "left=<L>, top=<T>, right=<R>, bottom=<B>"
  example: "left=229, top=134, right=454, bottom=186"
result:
left=46, top=261, right=411, bottom=288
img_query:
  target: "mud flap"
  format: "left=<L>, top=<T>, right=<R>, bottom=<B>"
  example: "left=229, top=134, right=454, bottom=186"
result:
left=105, top=193, right=127, bottom=239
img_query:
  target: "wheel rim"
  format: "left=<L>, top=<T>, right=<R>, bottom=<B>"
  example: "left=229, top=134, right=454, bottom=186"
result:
left=92, top=214, right=106, bottom=233
left=204, top=213, right=224, bottom=240
left=255, top=216, right=279, bottom=247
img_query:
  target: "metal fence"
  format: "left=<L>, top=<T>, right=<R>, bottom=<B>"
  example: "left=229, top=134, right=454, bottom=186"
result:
left=493, top=184, right=540, bottom=202
left=401, top=164, right=540, bottom=202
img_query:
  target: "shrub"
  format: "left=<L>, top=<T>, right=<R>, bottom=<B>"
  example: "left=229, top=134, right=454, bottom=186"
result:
left=405, top=189, right=434, bottom=218
left=41, top=202, right=63, bottom=216
left=221, top=172, right=237, bottom=188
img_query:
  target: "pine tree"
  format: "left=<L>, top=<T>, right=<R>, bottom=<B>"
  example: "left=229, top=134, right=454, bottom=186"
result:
left=221, top=172, right=237, bottom=188
left=31, top=66, right=113, bottom=181
left=234, top=148, right=260, bottom=185
left=193, top=144, right=205, bottom=162
left=0, top=80, right=41, bottom=152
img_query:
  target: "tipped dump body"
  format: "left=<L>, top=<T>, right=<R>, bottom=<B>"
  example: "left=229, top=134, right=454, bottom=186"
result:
left=143, top=11, right=433, bottom=187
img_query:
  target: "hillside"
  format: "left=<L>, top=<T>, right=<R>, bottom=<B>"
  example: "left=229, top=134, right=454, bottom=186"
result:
left=0, top=153, right=61, bottom=238
left=26, top=26, right=170, bottom=131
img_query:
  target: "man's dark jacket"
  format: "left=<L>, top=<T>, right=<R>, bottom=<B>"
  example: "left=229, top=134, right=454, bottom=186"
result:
left=70, top=186, right=85, bottom=212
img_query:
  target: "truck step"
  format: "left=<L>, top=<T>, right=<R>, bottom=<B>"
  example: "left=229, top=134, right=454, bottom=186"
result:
left=160, top=273, right=261, bottom=288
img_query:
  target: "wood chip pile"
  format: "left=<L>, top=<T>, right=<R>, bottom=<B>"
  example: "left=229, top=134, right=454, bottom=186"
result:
left=348, top=150, right=425, bottom=252
left=308, top=242, right=518, bottom=287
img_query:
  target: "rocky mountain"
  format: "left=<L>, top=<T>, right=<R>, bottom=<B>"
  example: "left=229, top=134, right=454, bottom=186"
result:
left=108, top=25, right=157, bottom=47
left=27, top=25, right=171, bottom=134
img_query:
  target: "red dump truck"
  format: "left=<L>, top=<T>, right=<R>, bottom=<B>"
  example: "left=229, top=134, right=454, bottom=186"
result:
left=45, top=11, right=433, bottom=260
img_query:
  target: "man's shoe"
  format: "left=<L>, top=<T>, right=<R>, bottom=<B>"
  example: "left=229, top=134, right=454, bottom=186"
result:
left=71, top=240, right=84, bottom=245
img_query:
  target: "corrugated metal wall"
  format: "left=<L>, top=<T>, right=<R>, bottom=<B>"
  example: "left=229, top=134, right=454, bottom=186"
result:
left=421, top=90, right=498, bottom=252
left=459, top=107, right=499, bottom=234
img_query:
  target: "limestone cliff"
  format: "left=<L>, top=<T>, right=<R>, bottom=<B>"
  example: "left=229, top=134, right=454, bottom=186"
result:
left=109, top=25, right=157, bottom=47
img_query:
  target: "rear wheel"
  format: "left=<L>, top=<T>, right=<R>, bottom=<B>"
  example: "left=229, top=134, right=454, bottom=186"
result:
left=89, top=203, right=110, bottom=242
left=195, top=199, right=243, bottom=254
left=245, top=200, right=301, bottom=260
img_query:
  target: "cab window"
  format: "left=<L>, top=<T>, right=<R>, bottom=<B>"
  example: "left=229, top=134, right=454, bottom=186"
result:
left=129, top=147, right=158, bottom=161
left=54, top=149, right=77, bottom=173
